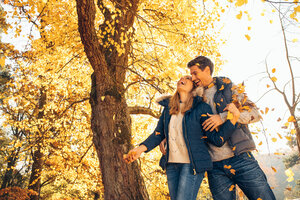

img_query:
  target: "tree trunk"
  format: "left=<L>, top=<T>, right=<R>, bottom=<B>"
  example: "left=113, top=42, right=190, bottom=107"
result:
left=293, top=120, right=300, bottom=154
left=76, top=0, right=149, bottom=199
left=28, top=147, right=43, bottom=200
left=1, top=155, right=17, bottom=189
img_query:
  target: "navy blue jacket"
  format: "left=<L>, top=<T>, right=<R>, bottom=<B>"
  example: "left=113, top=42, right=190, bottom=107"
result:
left=213, top=77, right=256, bottom=155
left=141, top=94, right=237, bottom=174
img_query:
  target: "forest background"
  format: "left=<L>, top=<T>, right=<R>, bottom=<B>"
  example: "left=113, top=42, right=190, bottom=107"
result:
left=0, top=0, right=299, bottom=199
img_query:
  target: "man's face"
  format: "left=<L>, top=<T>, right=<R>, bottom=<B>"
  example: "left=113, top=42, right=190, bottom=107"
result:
left=189, top=65, right=210, bottom=87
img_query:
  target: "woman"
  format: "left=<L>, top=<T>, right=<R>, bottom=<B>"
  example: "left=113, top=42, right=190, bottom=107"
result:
left=124, top=75, right=240, bottom=200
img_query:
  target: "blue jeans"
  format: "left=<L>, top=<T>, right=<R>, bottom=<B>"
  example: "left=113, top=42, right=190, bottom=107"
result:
left=166, top=163, right=204, bottom=200
left=208, top=152, right=276, bottom=200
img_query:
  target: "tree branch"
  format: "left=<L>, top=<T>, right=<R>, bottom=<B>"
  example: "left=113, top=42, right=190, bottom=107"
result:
left=128, top=106, right=160, bottom=119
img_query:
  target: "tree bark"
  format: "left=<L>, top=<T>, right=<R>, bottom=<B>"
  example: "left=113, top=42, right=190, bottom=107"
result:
left=76, top=0, right=149, bottom=199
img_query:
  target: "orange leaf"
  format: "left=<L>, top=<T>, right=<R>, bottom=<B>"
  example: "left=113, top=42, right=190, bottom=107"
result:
left=257, top=198, right=262, bottom=200
left=271, top=166, right=277, bottom=172
left=201, top=114, right=207, bottom=117
left=286, top=187, right=292, bottom=191
left=277, top=133, right=283, bottom=139
left=229, top=185, right=235, bottom=191
left=272, top=68, right=276, bottom=73
left=266, top=84, right=270, bottom=88
left=271, top=76, right=277, bottom=82
left=271, top=138, right=277, bottom=142
left=224, top=165, right=232, bottom=169
left=258, top=141, right=262, bottom=146
left=288, top=116, right=296, bottom=122
left=232, top=146, right=236, bottom=151
left=202, top=136, right=208, bottom=139
left=285, top=136, right=292, bottom=141
left=230, top=169, right=236, bottom=175
left=155, top=131, right=161, bottom=135
left=219, top=85, right=224, bottom=91
left=265, top=107, right=269, bottom=114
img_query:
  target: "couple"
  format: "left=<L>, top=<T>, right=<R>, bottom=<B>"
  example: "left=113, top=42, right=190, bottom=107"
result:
left=124, top=56, right=276, bottom=200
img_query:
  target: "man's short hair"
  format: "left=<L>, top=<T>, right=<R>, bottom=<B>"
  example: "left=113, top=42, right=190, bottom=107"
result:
left=187, top=56, right=214, bottom=75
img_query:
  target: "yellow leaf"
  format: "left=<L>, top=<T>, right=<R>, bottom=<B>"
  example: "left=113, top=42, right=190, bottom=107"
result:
left=236, top=11, right=243, bottom=19
left=235, top=0, right=248, bottom=7
left=271, top=76, right=277, bottom=82
left=245, top=34, right=251, bottom=41
left=288, top=116, right=296, bottom=122
left=285, top=136, right=292, bottom=141
left=271, top=138, right=277, bottom=142
left=261, top=12, right=265, bottom=16
left=274, top=152, right=283, bottom=155
left=101, top=96, right=105, bottom=101
left=291, top=129, right=296, bottom=134
left=258, top=141, right=262, bottom=146
left=284, top=122, right=290, bottom=127
left=0, top=56, right=5, bottom=67
left=270, top=20, right=273, bottom=24
left=272, top=68, right=276, bottom=73
left=292, top=38, right=298, bottom=43
left=277, top=133, right=282, bottom=139
left=248, top=26, right=251, bottom=30
left=227, top=111, right=233, bottom=120
left=285, top=168, right=294, bottom=182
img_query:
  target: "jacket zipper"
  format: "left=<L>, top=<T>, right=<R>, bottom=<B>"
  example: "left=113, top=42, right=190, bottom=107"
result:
left=183, top=115, right=197, bottom=175
left=163, top=110, right=168, bottom=169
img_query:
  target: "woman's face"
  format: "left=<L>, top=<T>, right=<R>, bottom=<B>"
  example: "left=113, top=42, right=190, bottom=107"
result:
left=177, top=76, right=194, bottom=93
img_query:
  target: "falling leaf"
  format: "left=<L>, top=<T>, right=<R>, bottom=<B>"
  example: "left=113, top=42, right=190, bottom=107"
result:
left=232, top=146, right=236, bottom=151
left=245, top=34, right=251, bottom=41
left=258, top=141, right=262, bottom=146
left=155, top=131, right=160, bottom=135
left=271, top=138, right=277, bottom=142
left=292, top=38, right=298, bottom=43
left=247, top=152, right=251, bottom=158
left=201, top=114, right=207, bottom=117
left=277, top=133, right=283, bottom=139
left=285, top=168, right=294, bottom=182
left=202, top=136, right=208, bottom=139
left=271, top=77, right=277, bottom=82
left=285, top=136, right=292, bottom=141
left=248, top=26, right=251, bottom=30
left=274, top=152, right=283, bottom=155
left=277, top=117, right=281, bottom=122
left=220, top=136, right=224, bottom=143
left=222, top=78, right=231, bottom=84
left=291, top=129, right=296, bottom=134
left=260, top=110, right=264, bottom=115
left=235, top=0, right=248, bottom=7
left=257, top=198, right=262, bottom=200
left=271, top=166, right=277, bottom=172
left=272, top=68, right=276, bottom=73
left=288, top=116, right=296, bottom=122
left=270, top=20, right=273, bottom=24
left=265, top=107, right=269, bottom=114
left=224, top=165, right=232, bottom=169
left=101, top=96, right=105, bottom=101
left=266, top=84, right=270, bottom=88
left=219, top=85, right=224, bottom=91
left=230, top=169, right=236, bottom=175
left=236, top=11, right=243, bottom=19
left=229, top=185, right=235, bottom=191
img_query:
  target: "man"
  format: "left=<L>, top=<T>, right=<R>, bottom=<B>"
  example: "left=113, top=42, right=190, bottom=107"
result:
left=160, top=56, right=276, bottom=200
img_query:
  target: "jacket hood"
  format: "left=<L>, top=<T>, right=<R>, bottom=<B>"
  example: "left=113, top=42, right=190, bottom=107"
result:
left=155, top=87, right=204, bottom=107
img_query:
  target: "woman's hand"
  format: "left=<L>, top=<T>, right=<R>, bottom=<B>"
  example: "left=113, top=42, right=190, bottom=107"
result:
left=123, top=145, right=147, bottom=163
left=224, top=103, right=240, bottom=125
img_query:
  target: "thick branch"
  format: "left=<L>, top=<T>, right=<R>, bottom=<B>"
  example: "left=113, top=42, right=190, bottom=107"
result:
left=128, top=106, right=160, bottom=119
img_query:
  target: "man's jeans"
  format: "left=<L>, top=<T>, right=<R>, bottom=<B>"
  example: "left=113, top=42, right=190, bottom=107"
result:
left=208, top=152, right=276, bottom=200
left=166, top=163, right=204, bottom=200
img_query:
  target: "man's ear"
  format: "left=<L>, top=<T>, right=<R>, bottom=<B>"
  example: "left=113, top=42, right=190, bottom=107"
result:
left=204, top=66, right=211, bottom=75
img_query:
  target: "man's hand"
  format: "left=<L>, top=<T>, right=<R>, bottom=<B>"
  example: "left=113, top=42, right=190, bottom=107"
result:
left=202, top=114, right=223, bottom=132
left=159, top=139, right=167, bottom=155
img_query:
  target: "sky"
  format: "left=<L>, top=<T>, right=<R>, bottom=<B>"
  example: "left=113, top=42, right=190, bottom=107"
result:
left=217, top=1, right=300, bottom=154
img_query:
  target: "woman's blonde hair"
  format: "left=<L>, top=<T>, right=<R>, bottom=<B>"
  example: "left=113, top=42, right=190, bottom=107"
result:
left=169, top=89, right=194, bottom=115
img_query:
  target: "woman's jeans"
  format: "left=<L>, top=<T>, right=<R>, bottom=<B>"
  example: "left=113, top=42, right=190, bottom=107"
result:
left=208, top=152, right=276, bottom=200
left=166, top=163, right=204, bottom=200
